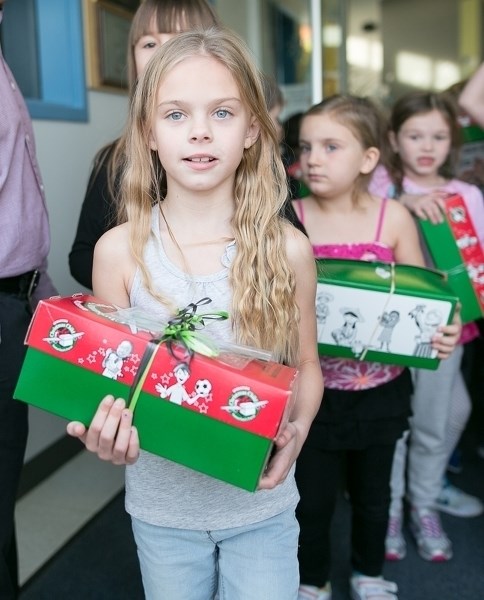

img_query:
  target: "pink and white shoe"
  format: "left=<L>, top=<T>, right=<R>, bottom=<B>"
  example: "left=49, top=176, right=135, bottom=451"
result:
left=350, top=575, right=398, bottom=600
left=385, top=512, right=406, bottom=560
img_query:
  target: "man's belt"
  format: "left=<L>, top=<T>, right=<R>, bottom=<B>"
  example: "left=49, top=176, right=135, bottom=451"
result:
left=0, top=270, right=40, bottom=298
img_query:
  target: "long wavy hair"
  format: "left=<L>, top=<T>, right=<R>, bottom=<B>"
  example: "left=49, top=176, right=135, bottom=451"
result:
left=90, top=0, right=220, bottom=210
left=302, top=94, right=386, bottom=204
left=385, top=91, right=461, bottom=196
left=121, top=28, right=299, bottom=365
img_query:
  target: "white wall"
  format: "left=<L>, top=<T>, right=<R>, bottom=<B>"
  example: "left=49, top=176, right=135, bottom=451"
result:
left=32, top=90, right=129, bottom=296
left=381, top=0, right=460, bottom=101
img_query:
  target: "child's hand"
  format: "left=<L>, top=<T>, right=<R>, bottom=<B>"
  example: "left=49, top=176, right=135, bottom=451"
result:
left=400, top=191, right=448, bottom=224
left=66, top=395, right=139, bottom=465
left=258, top=421, right=301, bottom=490
left=431, top=308, right=462, bottom=359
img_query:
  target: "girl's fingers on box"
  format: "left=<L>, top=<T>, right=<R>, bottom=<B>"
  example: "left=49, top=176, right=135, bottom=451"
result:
left=66, top=421, right=87, bottom=441
left=126, top=426, right=140, bottom=465
left=98, top=399, right=127, bottom=459
left=111, top=409, right=136, bottom=464
left=86, top=396, right=124, bottom=456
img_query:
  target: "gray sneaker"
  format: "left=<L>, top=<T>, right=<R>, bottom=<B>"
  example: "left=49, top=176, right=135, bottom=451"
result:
left=385, top=512, right=406, bottom=560
left=410, top=507, right=452, bottom=561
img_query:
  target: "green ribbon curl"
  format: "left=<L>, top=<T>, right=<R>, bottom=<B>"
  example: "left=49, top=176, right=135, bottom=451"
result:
left=127, top=297, right=228, bottom=412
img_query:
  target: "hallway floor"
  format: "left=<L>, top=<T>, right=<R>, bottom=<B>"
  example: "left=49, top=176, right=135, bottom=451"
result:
left=16, top=430, right=484, bottom=600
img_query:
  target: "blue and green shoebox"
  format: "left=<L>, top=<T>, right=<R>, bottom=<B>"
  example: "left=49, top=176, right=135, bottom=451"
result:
left=316, top=259, right=458, bottom=370
left=14, top=294, right=298, bottom=491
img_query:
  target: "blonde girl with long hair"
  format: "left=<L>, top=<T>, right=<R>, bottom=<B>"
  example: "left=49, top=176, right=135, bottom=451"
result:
left=67, top=28, right=323, bottom=600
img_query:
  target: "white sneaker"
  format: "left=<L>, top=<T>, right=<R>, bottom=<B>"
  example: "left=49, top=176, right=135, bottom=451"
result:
left=298, top=583, right=331, bottom=600
left=410, top=507, right=452, bottom=561
left=434, top=483, right=484, bottom=518
left=350, top=575, right=398, bottom=600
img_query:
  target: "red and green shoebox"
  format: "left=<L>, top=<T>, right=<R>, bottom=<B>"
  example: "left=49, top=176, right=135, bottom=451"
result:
left=418, top=194, right=484, bottom=323
left=14, top=295, right=298, bottom=492
left=315, top=259, right=458, bottom=370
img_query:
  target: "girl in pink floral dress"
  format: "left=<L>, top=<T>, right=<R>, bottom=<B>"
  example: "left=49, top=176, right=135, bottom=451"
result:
left=292, top=95, right=461, bottom=600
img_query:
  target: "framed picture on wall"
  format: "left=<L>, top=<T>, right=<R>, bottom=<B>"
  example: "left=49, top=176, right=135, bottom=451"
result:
left=84, top=0, right=138, bottom=92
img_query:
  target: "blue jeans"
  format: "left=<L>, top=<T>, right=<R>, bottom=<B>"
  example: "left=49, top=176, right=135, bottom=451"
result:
left=131, top=507, right=300, bottom=600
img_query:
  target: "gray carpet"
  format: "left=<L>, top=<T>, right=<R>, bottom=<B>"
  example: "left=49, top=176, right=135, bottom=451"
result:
left=18, top=434, right=484, bottom=600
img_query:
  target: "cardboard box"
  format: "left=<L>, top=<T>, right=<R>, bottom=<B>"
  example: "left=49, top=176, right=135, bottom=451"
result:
left=418, top=194, right=484, bottom=323
left=316, top=259, right=458, bottom=370
left=14, top=295, right=298, bottom=492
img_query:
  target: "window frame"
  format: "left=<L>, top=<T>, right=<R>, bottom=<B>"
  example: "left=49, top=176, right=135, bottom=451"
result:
left=3, top=0, right=87, bottom=122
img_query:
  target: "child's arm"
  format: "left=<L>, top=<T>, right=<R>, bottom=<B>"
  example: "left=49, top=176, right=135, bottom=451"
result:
left=67, top=224, right=140, bottom=465
left=459, top=63, right=484, bottom=128
left=92, top=224, right=135, bottom=308
left=399, top=190, right=449, bottom=224
left=387, top=200, right=462, bottom=358
left=259, top=227, right=323, bottom=490
left=369, top=165, right=447, bottom=224
left=387, top=200, right=426, bottom=267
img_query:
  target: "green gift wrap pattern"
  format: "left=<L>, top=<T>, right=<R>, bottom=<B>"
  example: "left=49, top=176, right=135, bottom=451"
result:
left=316, top=259, right=458, bottom=370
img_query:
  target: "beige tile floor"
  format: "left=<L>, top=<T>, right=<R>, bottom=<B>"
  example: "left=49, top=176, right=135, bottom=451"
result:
left=16, top=450, right=125, bottom=585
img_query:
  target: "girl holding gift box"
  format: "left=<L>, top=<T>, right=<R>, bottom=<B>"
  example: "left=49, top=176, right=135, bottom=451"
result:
left=291, top=95, right=461, bottom=600
left=67, top=28, right=323, bottom=600
left=369, top=91, right=484, bottom=564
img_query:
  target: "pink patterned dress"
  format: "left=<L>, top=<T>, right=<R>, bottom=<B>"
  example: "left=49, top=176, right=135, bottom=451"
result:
left=294, top=198, right=404, bottom=391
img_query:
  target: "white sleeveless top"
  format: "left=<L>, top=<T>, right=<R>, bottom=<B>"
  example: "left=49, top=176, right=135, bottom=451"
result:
left=125, top=208, right=299, bottom=529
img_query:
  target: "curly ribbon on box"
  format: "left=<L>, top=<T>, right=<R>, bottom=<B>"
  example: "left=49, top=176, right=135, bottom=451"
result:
left=128, top=297, right=228, bottom=412
left=358, top=262, right=396, bottom=362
